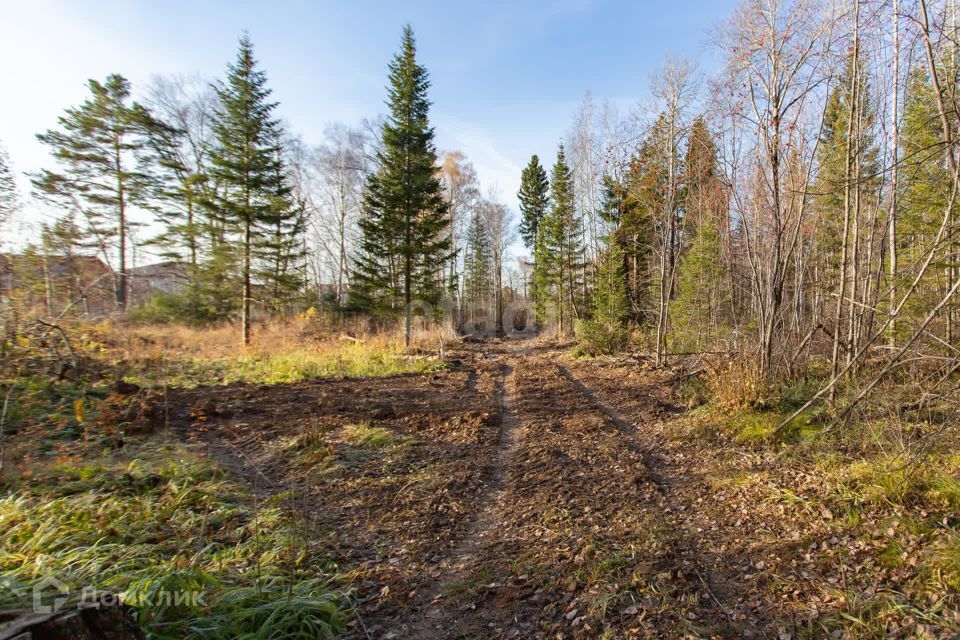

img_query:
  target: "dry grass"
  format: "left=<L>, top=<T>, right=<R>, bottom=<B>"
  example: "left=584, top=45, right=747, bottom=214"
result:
left=89, top=312, right=453, bottom=359
left=705, top=356, right=771, bottom=413
left=83, top=315, right=450, bottom=387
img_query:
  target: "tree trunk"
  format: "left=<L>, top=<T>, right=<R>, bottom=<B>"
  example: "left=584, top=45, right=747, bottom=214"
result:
left=115, top=136, right=128, bottom=311
left=242, top=216, right=252, bottom=346
left=888, top=0, right=900, bottom=347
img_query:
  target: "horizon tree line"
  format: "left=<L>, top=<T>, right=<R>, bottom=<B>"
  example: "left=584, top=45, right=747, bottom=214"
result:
left=2, top=26, right=515, bottom=345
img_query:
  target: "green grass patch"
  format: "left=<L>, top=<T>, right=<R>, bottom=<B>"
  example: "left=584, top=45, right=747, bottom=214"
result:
left=929, top=530, right=960, bottom=591
left=440, top=568, right=494, bottom=597
left=0, top=441, right=346, bottom=639
left=341, top=422, right=413, bottom=448
left=0, top=375, right=109, bottom=437
left=126, top=343, right=444, bottom=388
left=837, top=454, right=960, bottom=510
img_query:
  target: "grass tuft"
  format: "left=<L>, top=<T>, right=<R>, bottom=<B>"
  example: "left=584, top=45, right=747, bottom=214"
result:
left=0, top=442, right=346, bottom=639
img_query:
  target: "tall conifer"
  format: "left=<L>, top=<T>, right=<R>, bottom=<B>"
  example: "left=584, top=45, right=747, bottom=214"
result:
left=536, top=144, right=584, bottom=333
left=351, top=25, right=451, bottom=345
left=32, top=74, right=157, bottom=309
left=518, top=155, right=549, bottom=250
left=462, top=209, right=493, bottom=323
left=0, top=141, right=19, bottom=235
left=207, top=34, right=297, bottom=343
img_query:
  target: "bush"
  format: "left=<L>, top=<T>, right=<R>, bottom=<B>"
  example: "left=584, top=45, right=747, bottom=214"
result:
left=574, top=318, right=630, bottom=357
left=128, top=292, right=199, bottom=324
left=705, top=357, right=770, bottom=412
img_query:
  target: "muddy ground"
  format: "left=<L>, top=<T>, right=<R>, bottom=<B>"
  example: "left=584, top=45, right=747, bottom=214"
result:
left=159, top=337, right=951, bottom=639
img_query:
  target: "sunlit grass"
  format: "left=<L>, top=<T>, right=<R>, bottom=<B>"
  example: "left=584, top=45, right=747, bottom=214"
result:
left=112, top=323, right=446, bottom=387
left=342, top=422, right=414, bottom=448
left=0, top=442, right=345, bottom=639
left=127, top=345, right=443, bottom=388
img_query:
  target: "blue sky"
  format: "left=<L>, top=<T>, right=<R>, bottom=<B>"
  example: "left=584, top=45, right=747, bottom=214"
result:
left=0, top=0, right=740, bottom=244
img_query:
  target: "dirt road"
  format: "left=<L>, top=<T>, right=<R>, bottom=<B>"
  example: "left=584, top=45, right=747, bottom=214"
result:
left=166, top=338, right=816, bottom=638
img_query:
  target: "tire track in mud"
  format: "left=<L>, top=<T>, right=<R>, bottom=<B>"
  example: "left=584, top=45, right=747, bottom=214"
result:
left=397, top=346, right=682, bottom=638
left=556, top=357, right=745, bottom=634
left=553, top=361, right=670, bottom=491
left=400, top=355, right=522, bottom=639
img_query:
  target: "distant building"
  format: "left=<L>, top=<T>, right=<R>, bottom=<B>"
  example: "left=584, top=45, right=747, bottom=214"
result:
left=0, top=253, right=114, bottom=315
left=128, top=261, right=189, bottom=304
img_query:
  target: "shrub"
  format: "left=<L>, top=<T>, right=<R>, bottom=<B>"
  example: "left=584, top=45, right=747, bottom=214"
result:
left=705, top=357, right=770, bottom=412
left=574, top=239, right=630, bottom=357
left=574, top=318, right=630, bottom=357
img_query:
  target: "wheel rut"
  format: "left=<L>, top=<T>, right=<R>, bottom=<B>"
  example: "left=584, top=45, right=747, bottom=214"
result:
left=553, top=361, right=670, bottom=490
left=351, top=343, right=751, bottom=637
left=399, top=356, right=521, bottom=639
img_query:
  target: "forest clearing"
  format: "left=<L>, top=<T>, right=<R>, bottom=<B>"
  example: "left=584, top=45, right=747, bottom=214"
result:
left=2, top=321, right=959, bottom=639
left=4, top=0, right=960, bottom=637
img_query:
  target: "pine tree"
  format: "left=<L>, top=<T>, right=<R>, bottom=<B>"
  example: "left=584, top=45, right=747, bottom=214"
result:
left=535, top=144, right=584, bottom=334
left=462, top=209, right=493, bottom=326
left=207, top=34, right=297, bottom=343
left=350, top=25, right=451, bottom=345
left=518, top=154, right=549, bottom=250
left=32, top=74, right=158, bottom=309
left=0, top=141, right=19, bottom=236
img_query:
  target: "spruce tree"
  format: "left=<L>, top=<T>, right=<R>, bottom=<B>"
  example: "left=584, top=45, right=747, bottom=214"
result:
left=673, top=220, right=728, bottom=350
left=207, top=34, right=297, bottom=343
left=900, top=69, right=951, bottom=239
left=598, top=171, right=650, bottom=323
left=462, top=209, right=493, bottom=326
left=684, top=117, right=726, bottom=231
left=32, top=74, right=158, bottom=309
left=677, top=118, right=730, bottom=342
left=536, top=144, right=584, bottom=334
left=258, top=135, right=307, bottom=311
left=350, top=25, right=451, bottom=345
left=144, top=106, right=210, bottom=271
left=517, top=154, right=549, bottom=250
left=576, top=239, right=629, bottom=355
left=619, top=128, right=670, bottom=326
left=813, top=53, right=880, bottom=282
left=531, top=228, right=551, bottom=328
left=899, top=68, right=954, bottom=322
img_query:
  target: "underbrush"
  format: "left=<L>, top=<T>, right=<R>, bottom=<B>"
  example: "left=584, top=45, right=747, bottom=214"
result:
left=1, top=318, right=444, bottom=434
left=813, top=449, right=960, bottom=633
left=0, top=316, right=450, bottom=637
left=0, top=440, right=346, bottom=638
left=676, top=363, right=960, bottom=635
left=572, top=319, right=630, bottom=357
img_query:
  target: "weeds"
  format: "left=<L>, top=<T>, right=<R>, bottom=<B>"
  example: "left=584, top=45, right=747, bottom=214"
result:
left=114, top=324, right=445, bottom=388
left=704, top=357, right=770, bottom=413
